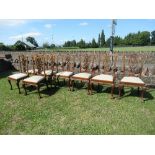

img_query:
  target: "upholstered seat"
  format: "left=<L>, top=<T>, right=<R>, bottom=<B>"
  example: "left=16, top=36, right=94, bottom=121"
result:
left=72, top=72, right=92, bottom=79
left=23, top=75, right=45, bottom=84
left=41, top=70, right=52, bottom=76
left=120, top=76, right=144, bottom=85
left=28, top=69, right=38, bottom=74
left=56, top=71, right=73, bottom=77
left=91, top=74, right=113, bottom=82
left=8, top=73, right=28, bottom=80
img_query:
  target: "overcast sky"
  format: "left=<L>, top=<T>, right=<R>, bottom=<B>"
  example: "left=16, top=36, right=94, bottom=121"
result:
left=0, top=19, right=155, bottom=46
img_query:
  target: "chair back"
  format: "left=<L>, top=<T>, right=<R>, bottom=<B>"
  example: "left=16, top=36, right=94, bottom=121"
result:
left=91, top=51, right=100, bottom=75
left=49, top=54, right=56, bottom=73
left=19, top=54, right=28, bottom=73
left=59, top=52, right=75, bottom=72
left=102, top=52, right=112, bottom=74
left=34, top=54, right=45, bottom=75
left=80, top=53, right=91, bottom=73
left=122, top=52, right=143, bottom=77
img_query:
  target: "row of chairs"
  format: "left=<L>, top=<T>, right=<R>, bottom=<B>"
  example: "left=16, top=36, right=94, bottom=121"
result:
left=8, top=52, right=146, bottom=100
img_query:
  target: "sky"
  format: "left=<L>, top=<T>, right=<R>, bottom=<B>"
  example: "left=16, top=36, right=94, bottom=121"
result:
left=0, top=19, right=155, bottom=46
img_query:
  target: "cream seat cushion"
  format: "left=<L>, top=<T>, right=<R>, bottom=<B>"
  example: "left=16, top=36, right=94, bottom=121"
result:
left=121, top=76, right=144, bottom=84
left=41, top=70, right=52, bottom=76
left=72, top=72, right=92, bottom=79
left=8, top=73, right=28, bottom=80
left=23, top=75, right=44, bottom=83
left=91, top=74, right=113, bottom=82
left=56, top=71, right=73, bottom=77
left=28, top=69, right=38, bottom=74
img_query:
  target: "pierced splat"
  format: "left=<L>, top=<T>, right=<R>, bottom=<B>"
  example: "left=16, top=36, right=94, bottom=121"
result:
left=102, top=52, right=111, bottom=74
left=81, top=53, right=91, bottom=72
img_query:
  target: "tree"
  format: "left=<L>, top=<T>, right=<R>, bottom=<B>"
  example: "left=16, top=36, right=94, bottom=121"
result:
left=26, top=36, right=38, bottom=47
left=77, top=39, right=86, bottom=48
left=100, top=30, right=105, bottom=47
left=71, top=40, right=76, bottom=47
left=113, top=36, right=124, bottom=46
left=91, top=38, right=98, bottom=48
left=105, top=37, right=111, bottom=47
left=0, top=43, right=7, bottom=51
left=43, top=42, right=50, bottom=48
left=51, top=44, right=56, bottom=48
left=124, top=31, right=150, bottom=46
left=14, top=40, right=26, bottom=51
left=63, top=41, right=71, bottom=47
left=98, top=34, right=101, bottom=47
left=139, top=31, right=150, bottom=46
left=151, top=31, right=155, bottom=45
left=86, top=42, right=92, bottom=48
left=63, top=40, right=77, bottom=47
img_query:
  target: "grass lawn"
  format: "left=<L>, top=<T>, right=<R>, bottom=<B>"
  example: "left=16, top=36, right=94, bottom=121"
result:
left=0, top=71, right=155, bottom=135
left=42, top=46, right=155, bottom=52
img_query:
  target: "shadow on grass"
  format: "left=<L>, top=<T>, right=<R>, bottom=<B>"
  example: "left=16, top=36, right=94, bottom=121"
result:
left=91, top=85, right=154, bottom=101
left=120, top=88, right=154, bottom=101
left=24, top=85, right=60, bottom=98
left=90, top=84, right=119, bottom=96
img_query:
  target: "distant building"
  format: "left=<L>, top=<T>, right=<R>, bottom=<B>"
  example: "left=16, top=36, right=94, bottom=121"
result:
left=22, top=41, right=37, bottom=49
left=15, top=40, right=37, bottom=50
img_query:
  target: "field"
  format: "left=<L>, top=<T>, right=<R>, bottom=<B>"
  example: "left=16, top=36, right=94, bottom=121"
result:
left=44, top=46, right=155, bottom=52
left=0, top=71, right=155, bottom=134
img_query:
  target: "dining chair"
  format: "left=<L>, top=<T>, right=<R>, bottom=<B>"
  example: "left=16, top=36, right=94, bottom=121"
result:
left=22, top=54, right=49, bottom=98
left=55, top=52, right=75, bottom=90
left=119, top=52, right=146, bottom=101
left=71, top=53, right=92, bottom=94
left=8, top=54, right=29, bottom=94
left=90, top=51, right=118, bottom=98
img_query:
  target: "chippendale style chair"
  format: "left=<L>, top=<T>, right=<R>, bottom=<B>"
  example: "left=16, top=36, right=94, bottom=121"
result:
left=90, top=51, right=118, bottom=98
left=119, top=52, right=146, bottom=101
left=71, top=53, right=92, bottom=94
left=22, top=54, right=49, bottom=98
left=55, top=53, right=75, bottom=90
left=8, top=55, right=29, bottom=94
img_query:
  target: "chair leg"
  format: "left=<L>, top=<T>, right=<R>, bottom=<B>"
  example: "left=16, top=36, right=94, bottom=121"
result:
left=8, top=79, right=13, bottom=90
left=45, top=79, right=49, bottom=90
left=47, top=76, right=52, bottom=87
left=63, top=79, right=66, bottom=85
left=97, top=83, right=100, bottom=91
left=80, top=80, right=83, bottom=87
left=119, top=84, right=123, bottom=98
left=37, top=84, right=41, bottom=99
left=137, top=87, right=140, bottom=95
left=111, top=83, right=115, bottom=99
left=141, top=87, right=145, bottom=101
left=57, top=77, right=60, bottom=86
left=16, top=80, right=21, bottom=94
left=52, top=75, right=56, bottom=88
left=68, top=78, right=71, bottom=91
left=23, top=83, right=27, bottom=96
left=90, top=82, right=93, bottom=95
left=87, top=80, right=91, bottom=95
left=71, top=80, right=74, bottom=91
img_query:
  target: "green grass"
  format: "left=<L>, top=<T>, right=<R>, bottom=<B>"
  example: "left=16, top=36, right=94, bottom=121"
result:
left=42, top=46, right=155, bottom=52
left=0, top=71, right=155, bottom=134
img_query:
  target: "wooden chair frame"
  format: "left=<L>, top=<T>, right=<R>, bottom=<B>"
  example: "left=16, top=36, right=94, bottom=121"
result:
left=70, top=53, right=92, bottom=94
left=118, top=52, right=146, bottom=101
left=22, top=54, right=49, bottom=98
left=90, top=51, right=118, bottom=98
left=55, top=52, right=75, bottom=90
left=8, top=55, right=29, bottom=94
